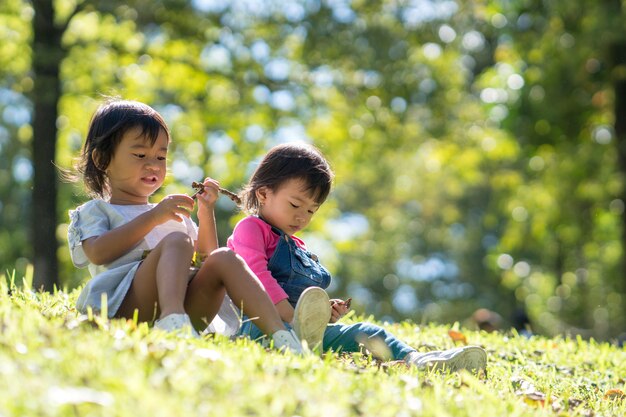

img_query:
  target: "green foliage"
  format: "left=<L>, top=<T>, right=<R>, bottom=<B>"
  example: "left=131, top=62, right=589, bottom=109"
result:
left=0, top=0, right=33, bottom=282
left=2, top=283, right=626, bottom=417
left=1, top=0, right=626, bottom=338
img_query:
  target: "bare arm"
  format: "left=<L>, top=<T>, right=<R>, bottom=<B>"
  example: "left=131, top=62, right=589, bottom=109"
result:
left=196, top=212, right=218, bottom=254
left=275, top=298, right=295, bottom=324
left=194, top=178, right=220, bottom=254
left=82, top=210, right=156, bottom=265
left=82, top=194, right=195, bottom=265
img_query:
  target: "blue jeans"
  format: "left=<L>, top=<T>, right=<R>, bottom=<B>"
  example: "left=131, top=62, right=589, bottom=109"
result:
left=238, top=319, right=416, bottom=360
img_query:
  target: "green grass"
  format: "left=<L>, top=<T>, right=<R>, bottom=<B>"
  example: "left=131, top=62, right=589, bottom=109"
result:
left=1, top=279, right=625, bottom=417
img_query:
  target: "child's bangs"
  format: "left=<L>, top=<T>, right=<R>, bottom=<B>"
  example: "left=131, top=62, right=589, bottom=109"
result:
left=300, top=174, right=331, bottom=204
left=138, top=117, right=169, bottom=145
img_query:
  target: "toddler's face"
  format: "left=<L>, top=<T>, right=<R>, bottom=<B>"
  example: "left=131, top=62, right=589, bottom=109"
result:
left=257, top=178, right=320, bottom=236
left=105, top=126, right=169, bottom=204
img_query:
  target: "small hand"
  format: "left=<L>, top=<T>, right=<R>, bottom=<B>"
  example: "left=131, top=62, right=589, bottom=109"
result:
left=195, top=178, right=220, bottom=206
left=192, top=180, right=241, bottom=205
left=329, top=298, right=351, bottom=323
left=151, top=194, right=195, bottom=224
left=195, top=178, right=220, bottom=221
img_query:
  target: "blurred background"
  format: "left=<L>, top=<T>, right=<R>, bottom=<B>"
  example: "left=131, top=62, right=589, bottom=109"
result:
left=1, top=0, right=625, bottom=340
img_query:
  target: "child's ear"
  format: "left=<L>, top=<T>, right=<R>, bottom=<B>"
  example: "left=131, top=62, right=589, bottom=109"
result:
left=91, top=149, right=107, bottom=171
left=256, top=187, right=268, bottom=204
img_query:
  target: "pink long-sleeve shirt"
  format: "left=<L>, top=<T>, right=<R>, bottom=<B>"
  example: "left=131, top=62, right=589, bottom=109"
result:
left=227, top=216, right=308, bottom=304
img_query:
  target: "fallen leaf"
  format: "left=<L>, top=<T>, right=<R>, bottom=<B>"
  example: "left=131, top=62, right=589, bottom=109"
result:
left=520, top=390, right=556, bottom=408
left=604, top=388, right=625, bottom=400
left=448, top=330, right=468, bottom=345
left=522, top=391, right=547, bottom=407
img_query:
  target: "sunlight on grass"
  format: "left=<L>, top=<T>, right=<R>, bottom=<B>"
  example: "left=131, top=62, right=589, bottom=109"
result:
left=0, top=277, right=624, bottom=416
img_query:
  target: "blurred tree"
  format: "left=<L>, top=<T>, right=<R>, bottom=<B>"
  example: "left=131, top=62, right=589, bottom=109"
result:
left=295, top=0, right=523, bottom=323
left=30, top=0, right=70, bottom=290
left=0, top=0, right=36, bottom=284
left=606, top=0, right=626, bottom=283
left=25, top=0, right=244, bottom=290
left=469, top=0, right=626, bottom=337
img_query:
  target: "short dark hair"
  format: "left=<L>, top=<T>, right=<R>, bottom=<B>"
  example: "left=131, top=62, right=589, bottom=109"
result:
left=74, top=99, right=169, bottom=198
left=241, top=142, right=334, bottom=214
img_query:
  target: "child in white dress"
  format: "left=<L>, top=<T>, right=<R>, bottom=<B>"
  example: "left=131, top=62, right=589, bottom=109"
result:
left=66, top=98, right=302, bottom=352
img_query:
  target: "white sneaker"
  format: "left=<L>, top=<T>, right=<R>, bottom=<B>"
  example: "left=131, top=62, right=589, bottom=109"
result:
left=154, top=313, right=199, bottom=338
left=292, top=287, right=331, bottom=352
left=272, top=329, right=304, bottom=354
left=406, top=346, right=487, bottom=373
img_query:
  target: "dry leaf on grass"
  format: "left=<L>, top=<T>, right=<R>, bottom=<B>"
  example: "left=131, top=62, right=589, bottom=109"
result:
left=448, top=330, right=468, bottom=345
left=604, top=389, right=625, bottom=400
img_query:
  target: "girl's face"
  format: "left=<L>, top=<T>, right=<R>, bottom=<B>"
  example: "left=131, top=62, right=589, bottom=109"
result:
left=105, top=126, right=169, bottom=204
left=257, top=178, right=320, bottom=236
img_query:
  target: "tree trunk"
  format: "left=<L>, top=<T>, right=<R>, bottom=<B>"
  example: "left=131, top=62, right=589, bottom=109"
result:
left=31, top=0, right=65, bottom=291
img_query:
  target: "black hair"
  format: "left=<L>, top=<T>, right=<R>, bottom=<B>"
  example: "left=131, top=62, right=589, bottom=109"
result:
left=240, top=142, right=334, bottom=214
left=73, top=99, right=169, bottom=198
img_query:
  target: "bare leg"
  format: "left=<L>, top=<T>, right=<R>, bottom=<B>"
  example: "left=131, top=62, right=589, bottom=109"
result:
left=116, top=232, right=193, bottom=322
left=185, top=248, right=285, bottom=335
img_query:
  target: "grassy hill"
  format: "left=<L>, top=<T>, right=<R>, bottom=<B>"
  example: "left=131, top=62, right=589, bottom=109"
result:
left=1, top=278, right=625, bottom=417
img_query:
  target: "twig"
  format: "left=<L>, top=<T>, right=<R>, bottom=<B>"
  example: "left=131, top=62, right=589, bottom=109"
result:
left=191, top=181, right=241, bottom=205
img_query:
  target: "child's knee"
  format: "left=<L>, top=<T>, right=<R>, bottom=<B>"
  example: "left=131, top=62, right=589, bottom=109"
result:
left=205, top=247, right=242, bottom=269
left=160, top=231, right=194, bottom=253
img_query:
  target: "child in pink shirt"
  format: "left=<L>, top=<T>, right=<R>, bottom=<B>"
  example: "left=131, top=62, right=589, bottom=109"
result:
left=228, top=142, right=487, bottom=372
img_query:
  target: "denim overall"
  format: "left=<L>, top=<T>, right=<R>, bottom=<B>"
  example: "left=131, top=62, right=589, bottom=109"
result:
left=237, top=222, right=415, bottom=360
left=266, top=225, right=332, bottom=307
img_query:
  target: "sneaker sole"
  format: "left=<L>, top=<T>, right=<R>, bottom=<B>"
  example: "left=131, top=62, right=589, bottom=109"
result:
left=428, top=346, right=487, bottom=373
left=292, top=287, right=331, bottom=351
left=154, top=314, right=200, bottom=338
